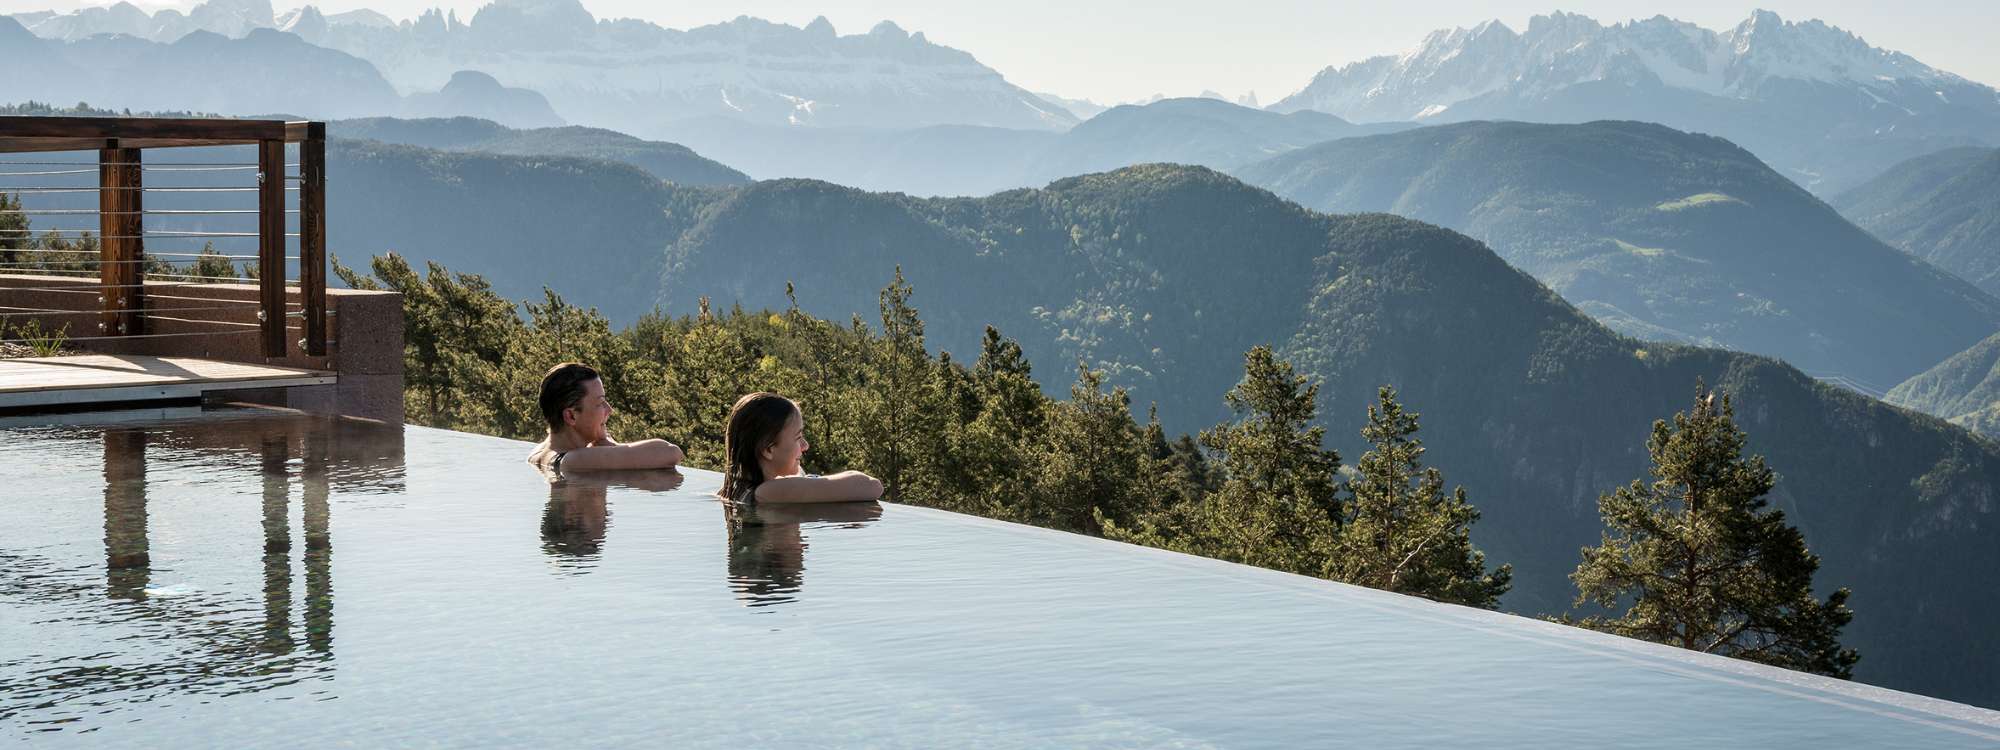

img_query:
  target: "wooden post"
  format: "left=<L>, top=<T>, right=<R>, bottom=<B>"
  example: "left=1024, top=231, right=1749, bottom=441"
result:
left=98, top=145, right=142, bottom=338
left=258, top=139, right=286, bottom=357
left=300, top=125, right=326, bottom=356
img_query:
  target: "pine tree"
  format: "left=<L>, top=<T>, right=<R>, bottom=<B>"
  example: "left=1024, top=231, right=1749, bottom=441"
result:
left=855, top=267, right=933, bottom=501
left=1333, top=386, right=1510, bottom=608
left=1107, top=346, right=1340, bottom=576
left=1571, top=381, right=1859, bottom=678
left=0, top=193, right=29, bottom=260
left=1022, top=365, right=1151, bottom=534
left=949, top=326, right=1048, bottom=517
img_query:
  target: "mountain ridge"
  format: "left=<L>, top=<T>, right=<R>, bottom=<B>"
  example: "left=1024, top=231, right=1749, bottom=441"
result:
left=1270, top=9, right=2000, bottom=194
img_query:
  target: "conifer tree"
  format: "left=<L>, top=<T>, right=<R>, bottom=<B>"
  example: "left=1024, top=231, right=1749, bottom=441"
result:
left=0, top=193, right=28, bottom=258
left=854, top=267, right=933, bottom=500
left=951, top=326, right=1048, bottom=517
left=1571, top=382, right=1859, bottom=678
left=1333, top=386, right=1511, bottom=608
left=657, top=297, right=755, bottom=467
left=1023, top=365, right=1150, bottom=534
left=1107, top=346, right=1340, bottom=575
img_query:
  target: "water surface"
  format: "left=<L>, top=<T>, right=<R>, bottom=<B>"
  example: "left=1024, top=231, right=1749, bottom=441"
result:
left=2, top=406, right=1996, bottom=747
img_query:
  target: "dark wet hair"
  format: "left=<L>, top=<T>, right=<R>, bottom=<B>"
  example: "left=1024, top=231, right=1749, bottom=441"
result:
left=720, top=392, right=800, bottom=502
left=538, top=362, right=600, bottom=432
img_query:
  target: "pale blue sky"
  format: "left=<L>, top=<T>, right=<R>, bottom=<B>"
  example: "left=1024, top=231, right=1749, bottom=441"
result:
left=13, top=1, right=1998, bottom=103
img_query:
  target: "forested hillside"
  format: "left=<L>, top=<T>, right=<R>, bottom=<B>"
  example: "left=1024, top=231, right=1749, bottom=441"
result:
left=1234, top=120, right=2000, bottom=393
left=1834, top=146, right=2000, bottom=297
left=334, top=117, right=751, bottom=187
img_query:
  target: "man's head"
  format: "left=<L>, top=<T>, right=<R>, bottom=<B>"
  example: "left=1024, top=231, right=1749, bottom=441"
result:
left=538, top=362, right=606, bottom=437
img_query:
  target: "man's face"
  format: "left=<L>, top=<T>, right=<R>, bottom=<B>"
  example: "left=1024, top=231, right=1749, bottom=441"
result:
left=568, top=378, right=612, bottom=441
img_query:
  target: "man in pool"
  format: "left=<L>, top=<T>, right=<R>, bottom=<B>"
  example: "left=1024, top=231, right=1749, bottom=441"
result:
left=527, top=362, right=685, bottom=472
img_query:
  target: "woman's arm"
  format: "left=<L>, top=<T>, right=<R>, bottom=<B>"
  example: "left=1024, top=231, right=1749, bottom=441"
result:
left=555, top=438, right=685, bottom=471
left=753, top=470, right=884, bottom=503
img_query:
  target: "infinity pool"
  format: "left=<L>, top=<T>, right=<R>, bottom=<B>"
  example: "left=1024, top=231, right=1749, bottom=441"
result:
left=3, top=406, right=1997, bottom=747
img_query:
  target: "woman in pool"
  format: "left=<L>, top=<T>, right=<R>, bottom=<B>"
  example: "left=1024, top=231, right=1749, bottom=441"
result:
left=528, top=362, right=685, bottom=472
left=720, top=392, right=882, bottom=504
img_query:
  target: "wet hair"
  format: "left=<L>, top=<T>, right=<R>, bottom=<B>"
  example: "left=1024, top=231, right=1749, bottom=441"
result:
left=538, top=362, right=600, bottom=432
left=720, top=392, right=800, bottom=502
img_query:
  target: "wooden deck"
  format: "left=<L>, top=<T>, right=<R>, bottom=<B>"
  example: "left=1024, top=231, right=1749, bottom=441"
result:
left=0, top=355, right=335, bottom=410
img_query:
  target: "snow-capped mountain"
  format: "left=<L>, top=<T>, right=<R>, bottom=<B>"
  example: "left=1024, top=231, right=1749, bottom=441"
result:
left=1273, top=10, right=2000, bottom=193
left=9, top=0, right=1077, bottom=136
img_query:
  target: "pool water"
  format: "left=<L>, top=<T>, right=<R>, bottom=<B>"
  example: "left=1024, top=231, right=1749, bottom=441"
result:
left=3, top=406, right=1997, bottom=748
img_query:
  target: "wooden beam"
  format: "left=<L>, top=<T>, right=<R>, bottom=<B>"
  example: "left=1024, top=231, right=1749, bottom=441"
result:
left=0, top=137, right=115, bottom=154
left=300, top=134, right=327, bottom=356
left=257, top=139, right=286, bottom=358
left=98, top=147, right=143, bottom=338
left=0, top=116, right=288, bottom=142
left=284, top=121, right=323, bottom=143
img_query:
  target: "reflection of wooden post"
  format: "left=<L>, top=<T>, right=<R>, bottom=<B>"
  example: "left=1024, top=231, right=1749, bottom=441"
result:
left=260, top=435, right=294, bottom=655
left=303, top=426, right=333, bottom=653
left=98, top=146, right=143, bottom=338
left=262, top=436, right=291, bottom=554
left=103, top=428, right=149, bottom=600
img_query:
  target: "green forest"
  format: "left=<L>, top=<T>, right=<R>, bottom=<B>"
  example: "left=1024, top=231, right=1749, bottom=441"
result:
left=336, top=252, right=1855, bottom=677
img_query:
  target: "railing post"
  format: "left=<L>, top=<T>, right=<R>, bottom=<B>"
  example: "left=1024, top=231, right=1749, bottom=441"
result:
left=257, top=138, right=286, bottom=358
left=300, top=124, right=326, bottom=356
left=98, top=145, right=142, bottom=338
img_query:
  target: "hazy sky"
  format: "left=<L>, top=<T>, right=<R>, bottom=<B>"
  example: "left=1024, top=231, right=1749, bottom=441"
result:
left=10, top=1, right=1997, bottom=103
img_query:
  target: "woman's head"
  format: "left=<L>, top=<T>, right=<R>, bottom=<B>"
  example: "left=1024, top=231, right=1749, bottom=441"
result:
left=538, top=362, right=609, bottom=441
left=721, top=392, right=806, bottom=500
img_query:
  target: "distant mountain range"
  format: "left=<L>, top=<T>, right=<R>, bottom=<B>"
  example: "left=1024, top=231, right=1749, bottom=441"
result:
left=9, top=3, right=1995, bottom=201
left=6, top=0, right=1073, bottom=136
left=1271, top=10, right=2000, bottom=195
left=658, top=98, right=1409, bottom=196
left=1234, top=120, right=2000, bottom=392
left=0, top=12, right=558, bottom=126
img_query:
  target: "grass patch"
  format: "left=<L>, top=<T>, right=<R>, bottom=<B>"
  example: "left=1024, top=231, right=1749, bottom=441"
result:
left=1656, top=192, right=1746, bottom=212
left=1613, top=239, right=1668, bottom=257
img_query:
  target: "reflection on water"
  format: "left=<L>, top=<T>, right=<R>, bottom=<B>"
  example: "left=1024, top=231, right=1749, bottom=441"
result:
left=725, top=500, right=882, bottom=607
left=103, top=428, right=149, bottom=599
left=0, top=409, right=404, bottom=729
left=538, top=469, right=685, bottom=573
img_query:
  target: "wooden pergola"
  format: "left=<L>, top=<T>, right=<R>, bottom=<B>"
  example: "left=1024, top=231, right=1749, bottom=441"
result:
left=0, top=116, right=328, bottom=357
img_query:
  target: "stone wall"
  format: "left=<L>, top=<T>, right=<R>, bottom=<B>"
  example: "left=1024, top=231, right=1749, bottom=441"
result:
left=0, top=274, right=403, bottom=422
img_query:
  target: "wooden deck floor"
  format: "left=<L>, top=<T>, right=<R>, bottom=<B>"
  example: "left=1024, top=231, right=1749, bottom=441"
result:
left=0, top=354, right=335, bottom=410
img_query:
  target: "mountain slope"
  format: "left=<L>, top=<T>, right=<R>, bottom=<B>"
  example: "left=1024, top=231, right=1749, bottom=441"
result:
left=653, top=164, right=2000, bottom=708
left=1886, top=331, right=2000, bottom=438
left=326, top=139, right=728, bottom=321
left=1834, top=147, right=2000, bottom=296
left=334, top=117, right=750, bottom=187
left=1234, top=120, right=2000, bottom=391
left=1271, top=10, right=2000, bottom=195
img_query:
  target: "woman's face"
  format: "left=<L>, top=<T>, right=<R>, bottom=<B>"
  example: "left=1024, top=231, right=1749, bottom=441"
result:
left=567, top=378, right=612, bottom=443
left=761, top=410, right=809, bottom=476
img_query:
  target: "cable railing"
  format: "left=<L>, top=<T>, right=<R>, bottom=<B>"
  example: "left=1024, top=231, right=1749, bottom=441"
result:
left=0, top=116, right=327, bottom=358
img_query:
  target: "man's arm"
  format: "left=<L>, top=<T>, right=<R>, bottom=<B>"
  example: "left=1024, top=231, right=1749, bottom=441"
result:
left=557, top=438, right=684, bottom=471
